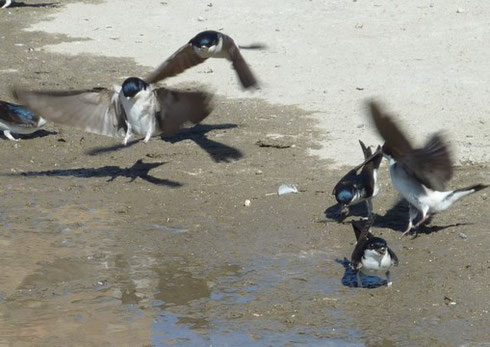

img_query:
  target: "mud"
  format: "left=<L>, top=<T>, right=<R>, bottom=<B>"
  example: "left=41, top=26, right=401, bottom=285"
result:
left=0, top=2, right=489, bottom=346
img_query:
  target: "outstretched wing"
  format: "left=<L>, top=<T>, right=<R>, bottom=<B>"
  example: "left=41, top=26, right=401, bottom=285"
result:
left=402, top=132, right=453, bottom=190
left=223, top=34, right=259, bottom=89
left=367, top=100, right=453, bottom=190
left=368, top=100, right=413, bottom=161
left=12, top=87, right=126, bottom=138
left=145, top=44, right=207, bottom=84
left=154, top=87, right=214, bottom=135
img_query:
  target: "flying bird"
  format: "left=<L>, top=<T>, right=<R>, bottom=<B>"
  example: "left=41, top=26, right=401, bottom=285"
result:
left=12, top=78, right=214, bottom=145
left=350, top=219, right=398, bottom=287
left=367, top=100, right=488, bottom=237
left=332, top=140, right=383, bottom=218
left=146, top=30, right=262, bottom=89
left=0, top=100, right=46, bottom=140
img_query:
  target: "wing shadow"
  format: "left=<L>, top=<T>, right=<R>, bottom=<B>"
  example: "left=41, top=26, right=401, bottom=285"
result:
left=4, top=129, right=57, bottom=140
left=7, top=159, right=181, bottom=187
left=161, top=123, right=243, bottom=163
left=86, top=139, right=140, bottom=156
left=7, top=1, right=58, bottom=7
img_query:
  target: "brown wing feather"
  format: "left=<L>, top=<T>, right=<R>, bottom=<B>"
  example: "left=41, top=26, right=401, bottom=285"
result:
left=403, top=132, right=453, bottom=190
left=368, top=100, right=413, bottom=160
left=223, top=35, right=258, bottom=89
left=145, top=44, right=207, bottom=84
left=351, top=219, right=375, bottom=269
left=11, top=87, right=125, bottom=138
left=155, top=87, right=214, bottom=135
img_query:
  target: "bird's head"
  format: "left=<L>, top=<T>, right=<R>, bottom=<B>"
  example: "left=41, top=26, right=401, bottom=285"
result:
left=121, top=77, right=149, bottom=98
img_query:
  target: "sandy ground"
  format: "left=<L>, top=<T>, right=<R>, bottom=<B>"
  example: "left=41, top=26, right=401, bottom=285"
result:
left=22, top=0, right=490, bottom=167
left=0, top=0, right=489, bottom=346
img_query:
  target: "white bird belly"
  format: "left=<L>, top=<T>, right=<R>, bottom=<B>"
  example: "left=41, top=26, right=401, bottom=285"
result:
left=361, top=251, right=392, bottom=276
left=389, top=164, right=427, bottom=209
left=120, top=90, right=156, bottom=137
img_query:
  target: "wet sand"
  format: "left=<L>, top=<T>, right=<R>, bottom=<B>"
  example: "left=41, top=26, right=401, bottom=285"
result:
left=1, top=1, right=490, bottom=346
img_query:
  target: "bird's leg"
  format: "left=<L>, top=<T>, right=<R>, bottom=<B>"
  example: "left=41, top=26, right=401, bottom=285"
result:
left=356, top=271, right=362, bottom=288
left=414, top=209, right=430, bottom=228
left=401, top=204, right=418, bottom=237
left=143, top=121, right=154, bottom=144
left=123, top=122, right=133, bottom=145
left=340, top=205, right=350, bottom=217
left=3, top=130, right=18, bottom=141
left=386, top=271, right=393, bottom=287
left=365, top=198, right=374, bottom=220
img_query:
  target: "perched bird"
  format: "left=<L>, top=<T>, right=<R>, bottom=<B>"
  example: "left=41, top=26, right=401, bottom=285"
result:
left=0, top=100, right=46, bottom=140
left=146, top=30, right=261, bottom=89
left=367, top=100, right=488, bottom=237
left=332, top=140, right=383, bottom=218
left=1, top=0, right=12, bottom=8
left=350, top=219, right=398, bottom=287
left=12, top=78, right=214, bottom=145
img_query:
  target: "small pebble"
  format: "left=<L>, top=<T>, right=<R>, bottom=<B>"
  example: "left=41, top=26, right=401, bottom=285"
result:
left=244, top=199, right=251, bottom=207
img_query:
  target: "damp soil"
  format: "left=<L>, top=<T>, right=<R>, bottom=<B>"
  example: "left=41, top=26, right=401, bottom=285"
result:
left=1, top=2, right=489, bottom=346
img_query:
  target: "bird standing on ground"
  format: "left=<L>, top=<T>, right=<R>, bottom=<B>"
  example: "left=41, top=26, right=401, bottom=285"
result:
left=0, top=100, right=46, bottom=140
left=350, top=219, right=399, bottom=287
left=367, top=100, right=488, bottom=237
left=332, top=140, right=383, bottom=219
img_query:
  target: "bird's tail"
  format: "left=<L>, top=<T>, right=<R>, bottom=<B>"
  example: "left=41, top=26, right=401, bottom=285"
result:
left=444, top=184, right=488, bottom=205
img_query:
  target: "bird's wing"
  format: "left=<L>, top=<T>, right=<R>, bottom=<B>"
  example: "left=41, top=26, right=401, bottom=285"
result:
left=388, top=248, right=399, bottom=266
left=332, top=145, right=383, bottom=195
left=154, top=87, right=214, bottom=135
left=350, top=219, right=375, bottom=269
left=401, top=132, right=453, bottom=190
left=351, top=233, right=368, bottom=269
left=145, top=44, right=207, bottom=84
left=368, top=100, right=413, bottom=161
left=223, top=34, right=259, bottom=89
left=0, top=101, right=39, bottom=126
left=12, top=87, right=126, bottom=138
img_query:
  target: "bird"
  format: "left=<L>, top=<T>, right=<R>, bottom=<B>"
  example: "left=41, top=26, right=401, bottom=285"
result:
left=0, top=100, right=46, bottom=140
left=0, top=0, right=12, bottom=8
left=367, top=100, right=489, bottom=237
left=332, top=140, right=383, bottom=219
left=145, top=30, right=262, bottom=89
left=350, top=219, right=398, bottom=287
left=12, top=77, right=214, bottom=145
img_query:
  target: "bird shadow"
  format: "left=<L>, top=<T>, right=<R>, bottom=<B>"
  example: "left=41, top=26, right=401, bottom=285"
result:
left=161, top=123, right=243, bottom=163
left=7, top=1, right=58, bottom=7
left=372, top=199, right=473, bottom=236
left=335, top=258, right=387, bottom=289
left=86, top=124, right=243, bottom=163
left=5, top=130, right=57, bottom=140
left=6, top=159, right=181, bottom=187
left=324, top=202, right=369, bottom=223
left=86, top=139, right=140, bottom=156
